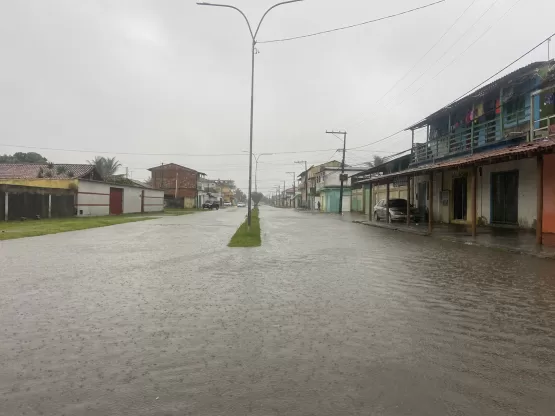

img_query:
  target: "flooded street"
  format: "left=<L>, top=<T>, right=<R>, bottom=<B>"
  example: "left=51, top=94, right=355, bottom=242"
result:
left=1, top=207, right=554, bottom=415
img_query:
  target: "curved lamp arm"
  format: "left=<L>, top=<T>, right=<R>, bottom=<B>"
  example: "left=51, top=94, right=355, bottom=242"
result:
left=254, top=0, right=304, bottom=40
left=196, top=2, right=254, bottom=40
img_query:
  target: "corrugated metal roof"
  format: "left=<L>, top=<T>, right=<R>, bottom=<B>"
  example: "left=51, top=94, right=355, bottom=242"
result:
left=0, top=164, right=97, bottom=179
left=359, top=139, right=555, bottom=184
left=407, top=60, right=553, bottom=130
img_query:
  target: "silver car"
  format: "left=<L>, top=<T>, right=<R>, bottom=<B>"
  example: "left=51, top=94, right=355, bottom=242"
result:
left=373, top=198, right=419, bottom=223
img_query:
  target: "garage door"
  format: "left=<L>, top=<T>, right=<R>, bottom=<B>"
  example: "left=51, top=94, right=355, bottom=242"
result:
left=109, top=188, right=123, bottom=215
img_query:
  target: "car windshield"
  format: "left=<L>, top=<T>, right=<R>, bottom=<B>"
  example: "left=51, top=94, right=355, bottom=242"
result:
left=389, top=199, right=407, bottom=207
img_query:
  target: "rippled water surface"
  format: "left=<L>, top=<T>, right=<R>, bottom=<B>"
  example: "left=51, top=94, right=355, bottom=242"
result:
left=1, top=207, right=554, bottom=415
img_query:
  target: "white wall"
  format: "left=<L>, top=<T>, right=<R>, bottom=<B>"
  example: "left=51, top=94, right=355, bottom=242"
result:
left=124, top=186, right=142, bottom=213
left=342, top=195, right=351, bottom=212
left=479, top=158, right=536, bottom=228
left=77, top=180, right=110, bottom=216
left=323, top=170, right=363, bottom=187
left=77, top=180, right=164, bottom=216
left=143, top=188, right=164, bottom=212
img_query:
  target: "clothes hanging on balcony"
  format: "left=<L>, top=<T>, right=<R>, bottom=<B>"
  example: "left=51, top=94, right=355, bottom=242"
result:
left=495, top=99, right=501, bottom=114
left=545, top=93, right=555, bottom=106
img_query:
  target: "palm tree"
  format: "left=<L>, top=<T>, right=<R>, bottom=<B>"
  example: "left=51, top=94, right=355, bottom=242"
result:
left=88, top=156, right=122, bottom=178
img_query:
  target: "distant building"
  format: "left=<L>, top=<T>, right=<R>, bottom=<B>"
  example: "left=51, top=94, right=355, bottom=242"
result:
left=148, top=163, right=205, bottom=208
left=0, top=163, right=163, bottom=220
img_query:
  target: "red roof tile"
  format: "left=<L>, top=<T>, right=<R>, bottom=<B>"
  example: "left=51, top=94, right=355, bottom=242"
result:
left=360, top=139, right=555, bottom=183
left=0, top=164, right=97, bottom=179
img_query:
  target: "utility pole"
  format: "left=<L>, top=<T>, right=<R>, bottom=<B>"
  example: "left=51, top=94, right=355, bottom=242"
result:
left=283, top=180, right=286, bottom=207
left=277, top=185, right=280, bottom=207
left=326, top=130, right=347, bottom=214
left=286, top=172, right=296, bottom=208
left=295, top=160, right=308, bottom=209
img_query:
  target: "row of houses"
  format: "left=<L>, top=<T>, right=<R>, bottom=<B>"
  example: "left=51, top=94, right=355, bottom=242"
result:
left=0, top=162, right=240, bottom=220
left=0, top=164, right=164, bottom=220
left=343, top=60, right=555, bottom=247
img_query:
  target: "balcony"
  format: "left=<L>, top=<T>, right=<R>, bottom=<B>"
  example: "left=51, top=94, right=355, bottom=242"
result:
left=412, top=107, right=530, bottom=165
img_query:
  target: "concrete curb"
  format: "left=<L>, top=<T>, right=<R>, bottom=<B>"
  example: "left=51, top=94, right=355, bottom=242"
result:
left=352, top=220, right=555, bottom=260
left=353, top=220, right=430, bottom=236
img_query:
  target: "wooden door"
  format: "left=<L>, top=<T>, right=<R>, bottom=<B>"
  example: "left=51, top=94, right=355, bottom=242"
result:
left=109, top=188, right=123, bottom=215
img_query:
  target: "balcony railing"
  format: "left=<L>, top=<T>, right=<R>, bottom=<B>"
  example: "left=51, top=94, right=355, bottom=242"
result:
left=532, top=113, right=555, bottom=140
left=411, top=107, right=530, bottom=165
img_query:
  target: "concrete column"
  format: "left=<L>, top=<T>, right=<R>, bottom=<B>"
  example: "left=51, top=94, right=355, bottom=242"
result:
left=368, top=183, right=373, bottom=221
left=386, top=182, right=390, bottom=223
left=471, top=167, right=477, bottom=237
left=537, top=155, right=544, bottom=245
left=406, top=176, right=411, bottom=226
left=4, top=192, right=8, bottom=222
left=428, top=173, right=434, bottom=234
left=48, top=194, right=52, bottom=219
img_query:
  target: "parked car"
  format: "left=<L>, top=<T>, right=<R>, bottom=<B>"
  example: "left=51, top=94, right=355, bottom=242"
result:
left=237, top=202, right=246, bottom=207
left=373, top=198, right=420, bottom=223
left=202, top=201, right=219, bottom=210
left=223, top=201, right=232, bottom=207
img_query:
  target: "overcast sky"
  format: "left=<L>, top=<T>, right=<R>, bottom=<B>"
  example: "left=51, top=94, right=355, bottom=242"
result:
left=1, top=0, right=554, bottom=193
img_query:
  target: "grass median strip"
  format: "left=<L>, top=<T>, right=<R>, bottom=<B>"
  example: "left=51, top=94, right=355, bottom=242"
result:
left=228, top=208, right=261, bottom=247
left=0, top=216, right=153, bottom=241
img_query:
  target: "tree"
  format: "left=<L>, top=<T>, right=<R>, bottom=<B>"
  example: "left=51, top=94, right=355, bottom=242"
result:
left=0, top=152, right=48, bottom=163
left=143, top=177, right=153, bottom=187
left=373, top=155, right=385, bottom=167
left=251, top=192, right=264, bottom=205
left=235, top=188, right=246, bottom=202
left=88, top=156, right=122, bottom=178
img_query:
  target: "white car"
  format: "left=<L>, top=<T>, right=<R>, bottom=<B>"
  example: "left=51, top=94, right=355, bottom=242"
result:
left=237, top=202, right=246, bottom=207
left=223, top=201, right=232, bottom=207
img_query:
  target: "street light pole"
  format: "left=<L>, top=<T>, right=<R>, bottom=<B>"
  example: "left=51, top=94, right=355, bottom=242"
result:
left=243, top=151, right=273, bottom=193
left=286, top=171, right=296, bottom=208
left=295, top=160, right=308, bottom=209
left=326, top=130, right=347, bottom=214
left=198, top=1, right=303, bottom=228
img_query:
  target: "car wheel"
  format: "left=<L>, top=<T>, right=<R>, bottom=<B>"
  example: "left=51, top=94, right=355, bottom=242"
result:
left=374, top=211, right=379, bottom=222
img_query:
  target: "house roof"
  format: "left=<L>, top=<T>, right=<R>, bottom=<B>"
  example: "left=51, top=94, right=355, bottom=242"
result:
left=358, top=139, right=555, bottom=184
left=148, top=163, right=199, bottom=173
left=407, top=60, right=553, bottom=130
left=0, top=163, right=98, bottom=179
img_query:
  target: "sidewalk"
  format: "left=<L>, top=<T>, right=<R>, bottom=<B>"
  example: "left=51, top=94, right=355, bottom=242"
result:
left=353, top=217, right=555, bottom=259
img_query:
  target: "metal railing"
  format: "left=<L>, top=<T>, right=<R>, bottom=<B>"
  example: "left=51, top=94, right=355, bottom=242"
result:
left=532, top=113, right=555, bottom=140
left=411, top=107, right=530, bottom=164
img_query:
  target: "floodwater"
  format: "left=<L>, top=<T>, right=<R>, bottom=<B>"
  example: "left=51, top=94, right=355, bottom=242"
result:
left=0, top=207, right=554, bottom=415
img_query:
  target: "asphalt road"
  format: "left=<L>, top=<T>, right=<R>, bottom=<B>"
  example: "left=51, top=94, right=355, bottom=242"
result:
left=1, top=207, right=554, bottom=415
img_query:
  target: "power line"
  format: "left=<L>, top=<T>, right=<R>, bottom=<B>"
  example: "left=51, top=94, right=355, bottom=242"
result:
left=346, top=33, right=555, bottom=152
left=346, top=0, right=500, bottom=131
left=258, top=0, right=446, bottom=44
left=427, top=0, right=526, bottom=84
left=0, top=142, right=339, bottom=157
left=342, top=0, right=478, bottom=128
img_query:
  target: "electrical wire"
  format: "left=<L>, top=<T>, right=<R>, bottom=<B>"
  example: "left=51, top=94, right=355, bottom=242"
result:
left=345, top=33, right=555, bottom=151
left=346, top=0, right=500, bottom=130
left=412, top=0, right=525, bottom=95
left=258, top=0, right=446, bottom=44
left=342, top=0, right=478, bottom=128
left=0, top=142, right=339, bottom=158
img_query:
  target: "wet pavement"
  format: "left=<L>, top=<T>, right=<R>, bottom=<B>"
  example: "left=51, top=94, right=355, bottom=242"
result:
left=1, top=207, right=554, bottom=415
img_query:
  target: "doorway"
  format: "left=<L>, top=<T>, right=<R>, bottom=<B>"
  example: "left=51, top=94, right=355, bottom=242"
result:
left=453, top=176, right=467, bottom=220
left=417, top=182, right=428, bottom=221
left=491, top=171, right=519, bottom=225
left=109, top=188, right=123, bottom=215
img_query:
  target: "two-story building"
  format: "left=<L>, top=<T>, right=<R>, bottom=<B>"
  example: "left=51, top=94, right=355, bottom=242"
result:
left=356, top=60, right=555, bottom=246
left=315, top=166, right=364, bottom=213
left=148, top=163, right=205, bottom=208
left=298, top=161, right=342, bottom=210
